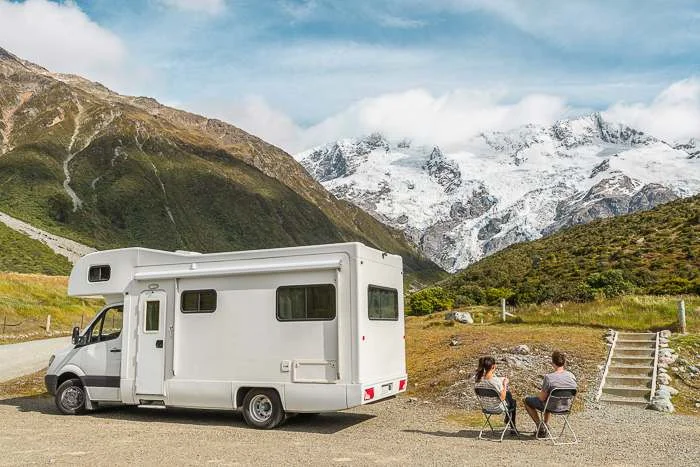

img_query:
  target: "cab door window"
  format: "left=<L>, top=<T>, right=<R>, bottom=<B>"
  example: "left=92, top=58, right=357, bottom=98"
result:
left=88, top=306, right=123, bottom=343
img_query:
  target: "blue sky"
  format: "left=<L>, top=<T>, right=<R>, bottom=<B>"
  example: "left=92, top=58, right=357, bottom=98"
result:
left=1, top=0, right=699, bottom=151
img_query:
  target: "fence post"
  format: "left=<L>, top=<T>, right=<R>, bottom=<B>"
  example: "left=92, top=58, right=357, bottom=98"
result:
left=501, top=298, right=506, bottom=322
left=678, top=300, right=686, bottom=334
left=2, top=313, right=5, bottom=335
left=46, top=314, right=51, bottom=334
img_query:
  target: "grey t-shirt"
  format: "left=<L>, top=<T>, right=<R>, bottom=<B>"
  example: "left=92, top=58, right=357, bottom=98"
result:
left=542, top=370, right=577, bottom=411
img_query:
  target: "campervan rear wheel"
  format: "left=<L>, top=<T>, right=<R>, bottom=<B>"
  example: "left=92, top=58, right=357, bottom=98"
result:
left=55, top=378, right=87, bottom=415
left=242, top=389, right=285, bottom=429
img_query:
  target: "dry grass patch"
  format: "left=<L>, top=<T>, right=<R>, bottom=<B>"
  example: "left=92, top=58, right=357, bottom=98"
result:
left=405, top=315, right=605, bottom=410
left=0, top=368, right=48, bottom=399
left=669, top=334, right=700, bottom=416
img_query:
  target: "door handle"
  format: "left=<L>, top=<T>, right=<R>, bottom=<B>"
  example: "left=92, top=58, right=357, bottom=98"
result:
left=110, top=348, right=121, bottom=353
left=156, top=339, right=163, bottom=349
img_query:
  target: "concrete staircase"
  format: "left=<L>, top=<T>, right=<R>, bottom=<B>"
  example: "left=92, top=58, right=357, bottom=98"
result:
left=598, top=332, right=658, bottom=407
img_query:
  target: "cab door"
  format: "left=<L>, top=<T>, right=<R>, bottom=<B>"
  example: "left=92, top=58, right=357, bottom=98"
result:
left=79, top=305, right=123, bottom=401
left=135, top=290, right=166, bottom=396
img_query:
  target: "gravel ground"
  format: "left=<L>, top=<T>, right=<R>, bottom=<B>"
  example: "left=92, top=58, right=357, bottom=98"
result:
left=0, top=395, right=697, bottom=465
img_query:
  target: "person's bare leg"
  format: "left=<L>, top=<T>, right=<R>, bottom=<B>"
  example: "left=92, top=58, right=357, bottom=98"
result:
left=524, top=402, right=540, bottom=426
left=544, top=412, right=551, bottom=425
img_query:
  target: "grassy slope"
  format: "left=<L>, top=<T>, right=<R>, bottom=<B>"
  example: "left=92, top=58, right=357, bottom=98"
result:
left=0, top=273, right=102, bottom=343
left=0, top=223, right=72, bottom=275
left=443, top=195, right=700, bottom=303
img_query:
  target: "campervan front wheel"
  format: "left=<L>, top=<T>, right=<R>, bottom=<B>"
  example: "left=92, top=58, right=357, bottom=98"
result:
left=55, top=378, right=87, bottom=415
left=242, top=389, right=285, bottom=429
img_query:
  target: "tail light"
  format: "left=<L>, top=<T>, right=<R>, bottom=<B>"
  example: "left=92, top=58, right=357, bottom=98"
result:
left=364, top=387, right=375, bottom=401
left=399, top=379, right=407, bottom=391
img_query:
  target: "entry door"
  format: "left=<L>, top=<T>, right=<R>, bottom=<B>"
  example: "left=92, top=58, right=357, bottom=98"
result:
left=135, top=290, right=166, bottom=396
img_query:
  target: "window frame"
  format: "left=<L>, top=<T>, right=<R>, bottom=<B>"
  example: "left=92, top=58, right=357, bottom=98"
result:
left=276, top=284, right=337, bottom=322
left=88, top=265, right=111, bottom=282
left=368, top=285, right=399, bottom=321
left=85, top=305, right=123, bottom=345
left=180, top=289, right=217, bottom=314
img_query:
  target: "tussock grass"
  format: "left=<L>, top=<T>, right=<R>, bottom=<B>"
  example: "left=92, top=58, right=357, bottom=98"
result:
left=0, top=272, right=102, bottom=343
left=0, top=368, right=48, bottom=398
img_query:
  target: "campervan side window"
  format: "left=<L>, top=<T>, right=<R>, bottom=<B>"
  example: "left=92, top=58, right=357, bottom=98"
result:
left=181, top=290, right=217, bottom=313
left=88, top=265, right=111, bottom=282
left=276, top=284, right=336, bottom=321
left=368, top=285, right=398, bottom=321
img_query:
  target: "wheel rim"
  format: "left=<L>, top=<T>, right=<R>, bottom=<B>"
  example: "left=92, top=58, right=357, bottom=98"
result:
left=61, top=386, right=85, bottom=410
left=248, top=394, right=273, bottom=423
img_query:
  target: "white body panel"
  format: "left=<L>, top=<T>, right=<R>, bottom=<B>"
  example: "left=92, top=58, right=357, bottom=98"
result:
left=47, top=243, right=407, bottom=414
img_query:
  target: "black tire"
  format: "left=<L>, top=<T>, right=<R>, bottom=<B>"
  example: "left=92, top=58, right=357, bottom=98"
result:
left=55, top=378, right=87, bottom=415
left=241, top=388, right=285, bottom=429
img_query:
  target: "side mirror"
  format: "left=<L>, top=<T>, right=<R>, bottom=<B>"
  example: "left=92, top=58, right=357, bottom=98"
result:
left=72, top=326, right=80, bottom=345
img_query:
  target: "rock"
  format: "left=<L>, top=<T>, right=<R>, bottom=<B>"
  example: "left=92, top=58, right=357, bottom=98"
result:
left=658, top=362, right=669, bottom=369
left=605, top=336, right=615, bottom=345
left=659, top=385, right=679, bottom=396
left=445, top=311, right=474, bottom=324
left=512, top=344, right=530, bottom=355
left=657, top=373, right=671, bottom=385
left=458, top=369, right=466, bottom=375
left=407, top=397, right=417, bottom=403
left=655, top=388, right=671, bottom=399
left=604, top=328, right=615, bottom=337
left=505, top=355, right=530, bottom=369
left=449, top=337, right=461, bottom=347
left=659, top=330, right=672, bottom=338
left=688, top=365, right=699, bottom=374
left=658, top=367, right=667, bottom=373
left=649, top=397, right=675, bottom=413
left=695, top=402, right=700, bottom=409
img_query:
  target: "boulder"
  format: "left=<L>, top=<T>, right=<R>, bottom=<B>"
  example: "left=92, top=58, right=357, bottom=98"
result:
left=659, top=385, right=679, bottom=396
left=649, top=397, right=674, bottom=413
left=655, top=388, right=671, bottom=399
left=511, top=344, right=530, bottom=355
left=605, top=336, right=615, bottom=345
left=659, top=330, right=672, bottom=338
left=445, top=311, right=474, bottom=324
left=449, top=337, right=461, bottom=347
left=657, top=373, right=671, bottom=385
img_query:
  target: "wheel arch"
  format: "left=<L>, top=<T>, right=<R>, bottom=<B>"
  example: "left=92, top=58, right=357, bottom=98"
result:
left=234, top=385, right=285, bottom=409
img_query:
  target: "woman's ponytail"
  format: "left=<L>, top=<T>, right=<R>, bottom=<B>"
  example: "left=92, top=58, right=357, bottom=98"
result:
left=474, top=356, right=495, bottom=382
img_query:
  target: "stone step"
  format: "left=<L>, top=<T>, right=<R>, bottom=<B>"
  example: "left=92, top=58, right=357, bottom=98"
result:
left=605, top=375, right=653, bottom=387
left=602, top=385, right=651, bottom=398
left=615, top=340, right=657, bottom=348
left=617, top=333, right=656, bottom=342
left=607, top=365, right=654, bottom=377
left=614, top=348, right=656, bottom=357
left=611, top=356, right=655, bottom=365
left=600, top=394, right=649, bottom=407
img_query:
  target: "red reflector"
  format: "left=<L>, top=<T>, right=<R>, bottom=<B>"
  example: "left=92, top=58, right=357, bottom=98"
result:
left=364, top=387, right=375, bottom=401
left=399, top=379, right=407, bottom=391
left=362, top=335, right=365, bottom=341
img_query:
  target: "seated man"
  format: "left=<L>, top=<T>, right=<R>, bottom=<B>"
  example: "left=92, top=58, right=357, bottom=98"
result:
left=524, top=350, right=577, bottom=437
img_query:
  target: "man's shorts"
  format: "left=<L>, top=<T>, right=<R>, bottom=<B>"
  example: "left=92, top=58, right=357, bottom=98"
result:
left=525, top=396, right=545, bottom=411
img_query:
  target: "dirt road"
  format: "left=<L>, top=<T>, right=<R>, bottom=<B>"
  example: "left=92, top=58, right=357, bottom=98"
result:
left=0, top=337, right=70, bottom=382
left=0, top=396, right=697, bottom=465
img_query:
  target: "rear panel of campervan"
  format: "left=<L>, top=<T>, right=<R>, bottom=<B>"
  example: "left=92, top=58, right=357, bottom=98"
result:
left=352, top=249, right=407, bottom=406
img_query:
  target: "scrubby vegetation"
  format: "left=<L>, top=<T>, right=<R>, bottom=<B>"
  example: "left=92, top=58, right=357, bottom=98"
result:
left=428, top=195, right=700, bottom=308
left=0, top=223, right=71, bottom=275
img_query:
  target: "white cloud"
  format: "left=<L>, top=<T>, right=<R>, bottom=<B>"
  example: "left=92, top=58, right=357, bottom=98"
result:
left=0, top=0, right=140, bottom=92
left=206, top=89, right=569, bottom=153
left=377, top=15, right=426, bottom=29
left=279, top=0, right=317, bottom=21
left=159, top=0, right=226, bottom=15
left=603, top=77, right=700, bottom=143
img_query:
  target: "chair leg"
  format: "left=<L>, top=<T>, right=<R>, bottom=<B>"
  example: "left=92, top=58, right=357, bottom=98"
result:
left=551, top=415, right=579, bottom=446
left=478, top=414, right=493, bottom=440
left=478, top=414, right=510, bottom=442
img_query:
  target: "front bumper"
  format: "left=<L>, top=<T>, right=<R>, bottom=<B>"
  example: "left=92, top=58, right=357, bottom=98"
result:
left=45, top=374, right=58, bottom=396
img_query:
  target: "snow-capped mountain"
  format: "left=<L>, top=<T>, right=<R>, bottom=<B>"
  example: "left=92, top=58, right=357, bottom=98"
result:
left=296, top=113, right=700, bottom=272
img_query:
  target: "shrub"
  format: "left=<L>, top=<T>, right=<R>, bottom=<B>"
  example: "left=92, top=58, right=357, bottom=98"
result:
left=586, top=270, right=635, bottom=298
left=407, top=287, right=454, bottom=316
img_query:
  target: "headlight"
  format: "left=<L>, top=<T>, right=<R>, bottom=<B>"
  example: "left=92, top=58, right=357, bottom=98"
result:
left=48, top=355, right=55, bottom=367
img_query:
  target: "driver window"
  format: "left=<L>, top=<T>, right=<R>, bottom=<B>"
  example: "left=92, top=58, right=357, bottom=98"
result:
left=89, top=306, right=123, bottom=343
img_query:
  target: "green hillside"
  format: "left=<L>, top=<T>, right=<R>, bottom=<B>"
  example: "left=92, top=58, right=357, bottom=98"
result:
left=0, top=222, right=71, bottom=275
left=441, top=195, right=700, bottom=305
left=0, top=48, right=443, bottom=284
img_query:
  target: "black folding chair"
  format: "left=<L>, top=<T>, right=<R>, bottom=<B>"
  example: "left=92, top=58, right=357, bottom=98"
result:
left=474, top=385, right=518, bottom=442
left=536, top=387, right=579, bottom=445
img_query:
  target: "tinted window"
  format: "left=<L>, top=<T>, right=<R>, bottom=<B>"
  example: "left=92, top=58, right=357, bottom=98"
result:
left=145, top=300, right=160, bottom=331
left=277, top=285, right=336, bottom=321
left=181, top=290, right=217, bottom=313
left=368, top=286, right=399, bottom=321
left=88, top=265, right=111, bottom=282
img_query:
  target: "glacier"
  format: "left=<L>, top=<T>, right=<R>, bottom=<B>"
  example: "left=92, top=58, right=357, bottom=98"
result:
left=296, top=113, right=700, bottom=272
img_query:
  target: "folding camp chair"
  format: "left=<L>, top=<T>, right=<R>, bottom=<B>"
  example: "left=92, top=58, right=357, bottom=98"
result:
left=536, top=387, right=579, bottom=445
left=474, top=385, right=519, bottom=442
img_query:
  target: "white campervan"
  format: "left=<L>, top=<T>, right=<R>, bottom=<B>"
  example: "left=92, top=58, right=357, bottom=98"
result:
left=45, top=242, right=406, bottom=428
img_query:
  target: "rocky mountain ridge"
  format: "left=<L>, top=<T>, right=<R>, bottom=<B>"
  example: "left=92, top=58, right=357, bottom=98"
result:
left=297, top=114, right=700, bottom=272
left=0, top=47, right=441, bottom=282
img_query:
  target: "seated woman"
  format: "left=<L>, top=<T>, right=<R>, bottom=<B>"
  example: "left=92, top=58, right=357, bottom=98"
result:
left=474, top=356, right=517, bottom=434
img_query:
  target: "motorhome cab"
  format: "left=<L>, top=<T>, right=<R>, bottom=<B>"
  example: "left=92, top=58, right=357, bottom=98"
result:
left=45, top=242, right=407, bottom=428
